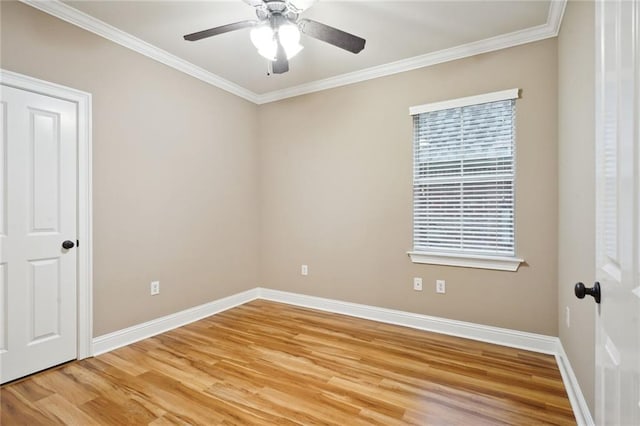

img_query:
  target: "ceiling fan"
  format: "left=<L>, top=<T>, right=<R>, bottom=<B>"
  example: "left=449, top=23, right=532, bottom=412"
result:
left=183, top=0, right=366, bottom=74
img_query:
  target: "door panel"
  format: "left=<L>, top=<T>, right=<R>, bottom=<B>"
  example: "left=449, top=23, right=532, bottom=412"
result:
left=0, top=85, right=78, bottom=384
left=0, top=99, right=5, bottom=355
left=0, top=263, right=6, bottom=353
left=1, top=100, right=6, bottom=237
left=29, top=258, right=61, bottom=342
left=594, top=0, right=640, bottom=424
left=30, top=109, right=61, bottom=233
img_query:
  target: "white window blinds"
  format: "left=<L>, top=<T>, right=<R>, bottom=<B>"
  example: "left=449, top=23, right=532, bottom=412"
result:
left=411, top=91, right=517, bottom=257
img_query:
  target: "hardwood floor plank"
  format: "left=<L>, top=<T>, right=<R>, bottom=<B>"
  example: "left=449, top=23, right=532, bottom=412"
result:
left=31, top=369, right=98, bottom=406
left=79, top=395, right=157, bottom=425
left=1, top=300, right=576, bottom=425
left=0, top=387, right=62, bottom=425
left=35, top=393, right=100, bottom=425
left=6, top=378, right=54, bottom=403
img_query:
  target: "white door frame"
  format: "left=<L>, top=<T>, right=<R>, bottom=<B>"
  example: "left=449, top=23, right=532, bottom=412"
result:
left=1, top=69, right=93, bottom=359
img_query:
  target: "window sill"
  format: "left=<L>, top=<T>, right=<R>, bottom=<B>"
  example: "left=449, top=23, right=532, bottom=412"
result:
left=407, top=251, right=524, bottom=272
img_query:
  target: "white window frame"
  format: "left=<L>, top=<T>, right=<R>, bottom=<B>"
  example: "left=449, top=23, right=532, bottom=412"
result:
left=407, top=89, right=524, bottom=272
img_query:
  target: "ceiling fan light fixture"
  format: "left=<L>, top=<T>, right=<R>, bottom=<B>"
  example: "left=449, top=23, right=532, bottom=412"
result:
left=184, top=0, right=366, bottom=74
left=250, top=19, right=303, bottom=62
left=250, top=24, right=276, bottom=58
left=257, top=45, right=277, bottom=60
left=278, top=22, right=300, bottom=46
left=278, top=22, right=303, bottom=59
left=284, top=43, right=303, bottom=60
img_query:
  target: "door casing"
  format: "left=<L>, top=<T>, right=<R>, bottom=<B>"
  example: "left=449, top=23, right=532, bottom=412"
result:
left=1, top=69, right=93, bottom=360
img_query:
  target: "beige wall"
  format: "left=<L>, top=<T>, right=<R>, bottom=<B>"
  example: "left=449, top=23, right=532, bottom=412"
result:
left=259, top=39, right=559, bottom=335
left=558, top=0, right=596, bottom=414
left=1, top=1, right=260, bottom=336
left=2, top=1, right=562, bottom=339
left=3, top=0, right=597, bottom=411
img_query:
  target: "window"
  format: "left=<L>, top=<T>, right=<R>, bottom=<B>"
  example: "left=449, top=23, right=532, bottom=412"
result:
left=408, top=89, right=524, bottom=271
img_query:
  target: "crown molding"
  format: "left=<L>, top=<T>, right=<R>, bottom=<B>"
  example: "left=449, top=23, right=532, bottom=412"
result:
left=548, top=0, right=568, bottom=36
left=21, top=0, right=566, bottom=105
left=255, top=0, right=567, bottom=104
left=20, top=0, right=261, bottom=104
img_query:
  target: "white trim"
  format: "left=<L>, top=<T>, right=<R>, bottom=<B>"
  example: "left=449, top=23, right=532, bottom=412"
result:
left=76, top=84, right=93, bottom=360
left=21, top=0, right=566, bottom=105
left=256, top=3, right=565, bottom=104
left=409, top=88, right=519, bottom=115
left=20, top=0, right=260, bottom=104
left=257, top=288, right=557, bottom=353
left=261, top=288, right=591, bottom=424
left=92, top=289, right=259, bottom=356
left=548, top=0, right=568, bottom=36
left=408, top=251, right=524, bottom=272
left=555, top=341, right=596, bottom=426
left=0, top=69, right=94, bottom=360
left=93, top=286, right=557, bottom=356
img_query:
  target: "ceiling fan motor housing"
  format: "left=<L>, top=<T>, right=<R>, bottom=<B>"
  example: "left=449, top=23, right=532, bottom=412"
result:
left=256, top=1, right=299, bottom=22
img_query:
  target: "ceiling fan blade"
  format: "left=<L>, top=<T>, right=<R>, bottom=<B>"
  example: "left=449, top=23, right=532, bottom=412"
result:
left=272, top=38, right=289, bottom=74
left=299, top=19, right=366, bottom=54
left=184, top=20, right=256, bottom=42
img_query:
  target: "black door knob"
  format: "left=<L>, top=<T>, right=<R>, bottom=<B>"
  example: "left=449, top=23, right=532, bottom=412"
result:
left=574, top=281, right=601, bottom=304
left=62, top=240, right=75, bottom=250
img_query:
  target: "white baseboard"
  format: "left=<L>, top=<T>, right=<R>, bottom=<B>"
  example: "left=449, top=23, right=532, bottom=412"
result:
left=555, top=342, right=595, bottom=426
left=91, top=286, right=593, bottom=425
left=257, top=288, right=593, bottom=425
left=257, top=288, right=558, bottom=354
left=91, top=288, right=259, bottom=355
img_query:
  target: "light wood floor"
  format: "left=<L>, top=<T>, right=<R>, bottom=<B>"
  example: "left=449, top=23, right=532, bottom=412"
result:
left=1, top=300, right=575, bottom=425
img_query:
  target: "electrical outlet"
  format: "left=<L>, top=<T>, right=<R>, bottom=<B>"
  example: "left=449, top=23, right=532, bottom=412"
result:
left=150, top=281, right=160, bottom=296
left=301, top=265, right=308, bottom=276
left=566, top=306, right=570, bottom=328
left=436, top=279, right=446, bottom=294
left=413, top=277, right=423, bottom=291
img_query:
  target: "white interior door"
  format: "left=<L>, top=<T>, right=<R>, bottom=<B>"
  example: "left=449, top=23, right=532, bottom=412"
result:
left=594, top=0, right=640, bottom=424
left=0, top=84, right=78, bottom=384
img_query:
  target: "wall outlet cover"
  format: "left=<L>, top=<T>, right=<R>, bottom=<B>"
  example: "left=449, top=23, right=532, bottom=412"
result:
left=150, top=281, right=160, bottom=296
left=413, top=277, right=423, bottom=291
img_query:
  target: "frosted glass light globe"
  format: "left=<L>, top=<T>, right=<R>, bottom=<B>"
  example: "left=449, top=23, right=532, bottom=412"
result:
left=278, top=23, right=303, bottom=59
left=250, top=25, right=277, bottom=60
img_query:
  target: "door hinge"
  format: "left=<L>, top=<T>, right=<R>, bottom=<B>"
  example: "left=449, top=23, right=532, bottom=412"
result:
left=76, top=239, right=80, bottom=248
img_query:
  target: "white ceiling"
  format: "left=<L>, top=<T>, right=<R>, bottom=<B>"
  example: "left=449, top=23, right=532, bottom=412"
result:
left=42, top=1, right=562, bottom=103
